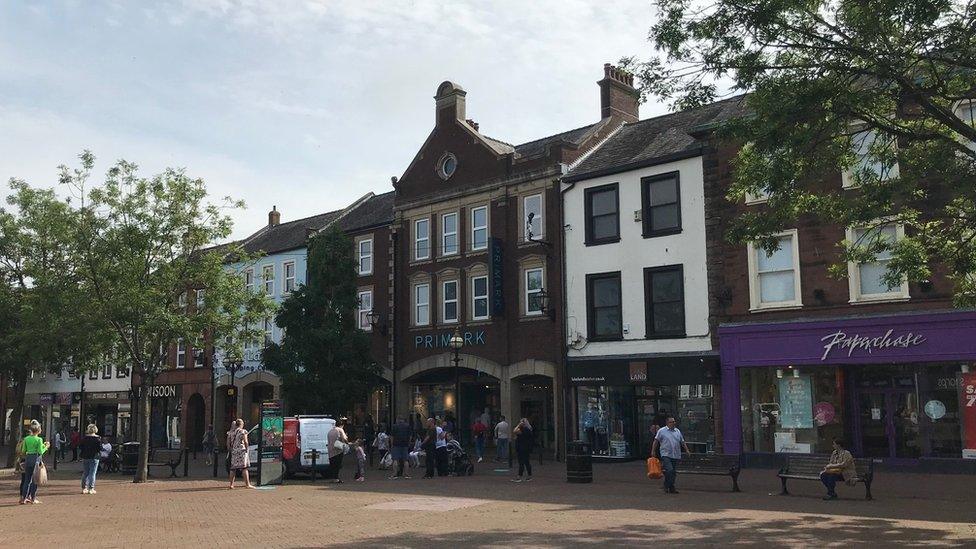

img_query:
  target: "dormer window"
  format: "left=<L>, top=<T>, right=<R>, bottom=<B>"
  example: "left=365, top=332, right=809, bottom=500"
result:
left=437, top=152, right=458, bottom=180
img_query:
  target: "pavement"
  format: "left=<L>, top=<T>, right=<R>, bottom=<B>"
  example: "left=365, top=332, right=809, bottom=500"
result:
left=1, top=452, right=974, bottom=548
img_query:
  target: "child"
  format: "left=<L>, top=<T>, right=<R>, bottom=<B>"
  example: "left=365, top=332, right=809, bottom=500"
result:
left=353, top=439, right=367, bottom=482
left=408, top=438, right=423, bottom=469
left=373, top=426, right=390, bottom=465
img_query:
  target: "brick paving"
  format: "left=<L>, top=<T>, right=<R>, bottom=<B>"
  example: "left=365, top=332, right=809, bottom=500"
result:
left=1, top=453, right=974, bottom=548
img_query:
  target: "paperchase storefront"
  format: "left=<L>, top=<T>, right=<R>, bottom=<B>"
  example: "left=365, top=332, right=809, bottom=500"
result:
left=719, top=310, right=976, bottom=472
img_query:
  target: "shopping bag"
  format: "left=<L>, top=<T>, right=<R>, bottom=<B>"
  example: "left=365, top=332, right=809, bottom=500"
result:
left=646, top=457, right=663, bottom=479
left=33, top=460, right=48, bottom=486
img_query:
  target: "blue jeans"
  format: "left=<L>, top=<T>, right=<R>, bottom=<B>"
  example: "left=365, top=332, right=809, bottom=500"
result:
left=20, top=455, right=40, bottom=501
left=661, top=456, right=678, bottom=491
left=496, top=439, right=509, bottom=461
left=83, top=458, right=99, bottom=490
left=820, top=472, right=844, bottom=495
left=475, top=437, right=485, bottom=459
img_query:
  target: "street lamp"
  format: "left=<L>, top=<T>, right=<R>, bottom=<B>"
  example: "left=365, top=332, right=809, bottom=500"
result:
left=449, top=328, right=465, bottom=445
left=366, top=311, right=387, bottom=335
left=225, top=356, right=244, bottom=420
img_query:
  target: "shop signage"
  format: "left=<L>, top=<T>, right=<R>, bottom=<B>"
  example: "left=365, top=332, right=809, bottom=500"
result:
left=56, top=392, right=72, bottom=405
left=414, top=330, right=486, bottom=349
left=820, top=329, right=926, bottom=361
left=778, top=376, right=813, bottom=429
left=89, top=392, right=124, bottom=401
left=628, top=362, right=647, bottom=383
left=259, top=400, right=283, bottom=486
left=39, top=393, right=53, bottom=405
left=960, top=371, right=976, bottom=459
left=144, top=385, right=178, bottom=398
left=490, top=237, right=504, bottom=316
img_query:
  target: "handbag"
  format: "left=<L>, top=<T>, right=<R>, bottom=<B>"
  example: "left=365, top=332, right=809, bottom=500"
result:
left=32, top=459, right=48, bottom=486
left=646, top=457, right=663, bottom=480
left=333, top=439, right=349, bottom=454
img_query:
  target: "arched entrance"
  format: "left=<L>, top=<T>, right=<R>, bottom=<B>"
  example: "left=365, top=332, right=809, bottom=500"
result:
left=185, top=393, right=206, bottom=451
left=404, top=365, right=501, bottom=443
left=242, top=381, right=274, bottom=428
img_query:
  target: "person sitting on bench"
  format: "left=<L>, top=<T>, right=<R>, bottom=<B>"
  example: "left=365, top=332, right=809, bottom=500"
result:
left=820, top=438, right=856, bottom=500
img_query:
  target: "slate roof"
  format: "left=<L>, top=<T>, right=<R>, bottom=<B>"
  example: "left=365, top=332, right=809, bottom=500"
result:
left=338, top=190, right=395, bottom=232
left=564, top=95, right=749, bottom=182
left=238, top=208, right=345, bottom=255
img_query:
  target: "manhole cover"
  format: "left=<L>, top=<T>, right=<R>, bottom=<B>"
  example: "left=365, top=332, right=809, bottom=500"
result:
left=366, top=496, right=489, bottom=512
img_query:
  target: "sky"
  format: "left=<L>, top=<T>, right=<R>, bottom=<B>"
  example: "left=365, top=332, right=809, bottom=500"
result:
left=0, top=1, right=665, bottom=240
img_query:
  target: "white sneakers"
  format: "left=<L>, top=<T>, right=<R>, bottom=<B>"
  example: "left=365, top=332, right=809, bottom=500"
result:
left=82, top=488, right=96, bottom=495
left=477, top=457, right=483, bottom=463
left=90, top=489, right=96, bottom=494
left=82, top=489, right=89, bottom=494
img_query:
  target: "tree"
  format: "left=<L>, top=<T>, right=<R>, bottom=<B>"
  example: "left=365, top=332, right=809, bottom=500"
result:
left=57, top=151, right=272, bottom=482
left=624, top=0, right=976, bottom=303
left=263, top=225, right=378, bottom=416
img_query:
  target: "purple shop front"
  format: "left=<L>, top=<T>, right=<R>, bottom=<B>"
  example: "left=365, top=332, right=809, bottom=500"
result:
left=719, top=310, right=976, bottom=465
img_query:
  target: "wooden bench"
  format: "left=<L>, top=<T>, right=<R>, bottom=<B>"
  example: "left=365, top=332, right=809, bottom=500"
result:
left=673, top=454, right=742, bottom=492
left=778, top=455, right=874, bottom=500
left=148, top=449, right=185, bottom=478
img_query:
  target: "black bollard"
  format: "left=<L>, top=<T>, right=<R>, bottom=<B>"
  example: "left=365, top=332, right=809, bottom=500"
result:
left=310, top=450, right=317, bottom=482
left=183, top=448, right=189, bottom=477
left=53, top=449, right=58, bottom=471
left=212, top=449, right=219, bottom=478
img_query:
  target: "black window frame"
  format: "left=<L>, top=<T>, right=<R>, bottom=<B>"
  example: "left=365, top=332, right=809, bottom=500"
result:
left=584, top=183, right=620, bottom=246
left=586, top=271, right=623, bottom=341
left=641, top=171, right=682, bottom=238
left=644, top=264, right=686, bottom=339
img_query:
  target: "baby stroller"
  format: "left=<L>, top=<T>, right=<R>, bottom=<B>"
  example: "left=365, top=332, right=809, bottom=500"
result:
left=99, top=444, right=122, bottom=473
left=446, top=439, right=474, bottom=476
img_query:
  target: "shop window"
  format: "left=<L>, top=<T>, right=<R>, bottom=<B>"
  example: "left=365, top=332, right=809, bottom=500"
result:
left=357, top=290, right=372, bottom=331
left=414, top=283, right=430, bottom=326
left=842, top=127, right=899, bottom=188
left=415, top=218, right=430, bottom=261
left=917, top=365, right=964, bottom=458
left=577, top=386, right=635, bottom=458
left=524, top=194, right=543, bottom=241
left=644, top=265, right=685, bottom=338
left=640, top=172, right=681, bottom=237
left=283, top=261, right=296, bottom=293
left=586, top=272, right=622, bottom=340
left=470, top=206, right=488, bottom=251
left=358, top=239, right=373, bottom=276
left=584, top=184, right=619, bottom=245
left=442, top=280, right=458, bottom=323
left=441, top=213, right=458, bottom=256
left=471, top=276, right=489, bottom=321
left=847, top=223, right=909, bottom=302
left=747, top=230, right=802, bottom=310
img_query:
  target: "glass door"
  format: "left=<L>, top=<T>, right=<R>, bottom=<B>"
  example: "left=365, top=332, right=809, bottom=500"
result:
left=635, top=398, right=657, bottom=459
left=857, top=389, right=920, bottom=458
left=890, top=390, right=920, bottom=458
left=858, top=391, right=889, bottom=458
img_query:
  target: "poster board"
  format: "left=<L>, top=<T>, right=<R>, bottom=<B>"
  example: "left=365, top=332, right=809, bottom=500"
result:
left=259, top=400, right=283, bottom=485
left=778, top=376, right=813, bottom=429
left=959, top=372, right=976, bottom=459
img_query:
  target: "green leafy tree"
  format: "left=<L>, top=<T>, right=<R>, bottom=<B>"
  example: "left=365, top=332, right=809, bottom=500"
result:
left=624, top=0, right=976, bottom=302
left=263, top=225, right=378, bottom=416
left=58, top=151, right=273, bottom=482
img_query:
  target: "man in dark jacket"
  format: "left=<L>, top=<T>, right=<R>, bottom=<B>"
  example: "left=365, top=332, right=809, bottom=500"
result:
left=388, top=417, right=413, bottom=479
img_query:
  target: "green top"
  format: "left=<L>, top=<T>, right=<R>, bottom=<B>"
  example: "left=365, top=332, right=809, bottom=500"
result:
left=22, top=435, right=47, bottom=455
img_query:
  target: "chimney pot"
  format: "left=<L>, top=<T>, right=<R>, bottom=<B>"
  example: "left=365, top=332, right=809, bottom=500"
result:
left=269, top=205, right=281, bottom=227
left=598, top=63, right=639, bottom=123
left=465, top=119, right=480, bottom=131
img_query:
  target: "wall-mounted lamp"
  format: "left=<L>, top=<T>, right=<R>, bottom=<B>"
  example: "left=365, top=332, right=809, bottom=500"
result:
left=776, top=368, right=784, bottom=379
left=366, top=311, right=387, bottom=336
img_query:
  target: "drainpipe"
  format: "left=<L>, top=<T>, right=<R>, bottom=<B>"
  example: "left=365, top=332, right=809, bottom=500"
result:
left=557, top=167, right=574, bottom=462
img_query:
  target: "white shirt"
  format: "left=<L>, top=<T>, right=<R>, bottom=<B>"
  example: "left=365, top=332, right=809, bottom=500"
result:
left=655, top=427, right=685, bottom=460
left=435, top=426, right=447, bottom=448
left=495, top=421, right=510, bottom=440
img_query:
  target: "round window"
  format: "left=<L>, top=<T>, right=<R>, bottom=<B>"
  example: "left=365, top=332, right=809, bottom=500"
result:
left=437, top=153, right=457, bottom=180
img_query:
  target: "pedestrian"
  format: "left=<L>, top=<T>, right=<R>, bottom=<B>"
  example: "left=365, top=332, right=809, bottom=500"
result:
left=19, top=421, right=50, bottom=504
left=435, top=419, right=449, bottom=476
left=408, top=438, right=423, bottom=469
left=78, top=424, right=102, bottom=494
left=353, top=439, right=367, bottom=482
left=820, top=438, right=857, bottom=500
left=362, top=415, right=376, bottom=467
left=388, top=416, right=412, bottom=479
left=54, top=429, right=65, bottom=461
left=327, top=417, right=349, bottom=484
left=226, top=418, right=253, bottom=489
left=373, top=424, right=390, bottom=465
left=651, top=416, right=691, bottom=494
left=512, top=417, right=535, bottom=482
left=471, top=417, right=487, bottom=463
left=494, top=415, right=510, bottom=462
left=70, top=427, right=80, bottom=462
left=480, top=408, right=491, bottom=433
left=421, top=417, right=437, bottom=479
left=202, top=424, right=216, bottom=466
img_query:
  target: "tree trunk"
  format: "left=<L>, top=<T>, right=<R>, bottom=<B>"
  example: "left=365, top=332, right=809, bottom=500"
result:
left=133, top=388, right=151, bottom=482
left=4, top=375, right=27, bottom=468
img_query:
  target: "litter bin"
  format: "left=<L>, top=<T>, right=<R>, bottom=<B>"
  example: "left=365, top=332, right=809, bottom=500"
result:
left=121, top=442, right=140, bottom=475
left=566, top=440, right=592, bottom=483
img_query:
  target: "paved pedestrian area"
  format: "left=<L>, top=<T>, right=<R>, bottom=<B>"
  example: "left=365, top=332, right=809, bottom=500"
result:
left=1, top=455, right=974, bottom=547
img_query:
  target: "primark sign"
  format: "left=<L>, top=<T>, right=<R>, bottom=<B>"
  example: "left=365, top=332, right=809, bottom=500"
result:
left=414, top=330, right=487, bottom=349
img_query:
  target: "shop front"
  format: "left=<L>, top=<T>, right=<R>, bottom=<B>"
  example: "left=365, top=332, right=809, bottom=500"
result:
left=720, top=310, right=976, bottom=471
left=568, top=354, right=720, bottom=460
left=406, top=367, right=501, bottom=439
left=86, top=391, right=130, bottom=442
left=146, top=384, right=182, bottom=449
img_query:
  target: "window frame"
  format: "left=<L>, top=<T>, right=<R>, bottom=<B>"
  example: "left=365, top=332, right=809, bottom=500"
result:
left=358, top=239, right=373, bottom=276
left=262, top=264, right=275, bottom=296
left=524, top=267, right=544, bottom=316
left=441, top=212, right=459, bottom=256
left=263, top=317, right=274, bottom=346
left=846, top=223, right=910, bottom=303
left=358, top=289, right=373, bottom=331
left=643, top=264, right=686, bottom=338
left=414, top=282, right=430, bottom=326
left=441, top=280, right=459, bottom=324
left=102, top=363, right=112, bottom=379
left=584, top=183, right=620, bottom=246
left=523, top=193, right=544, bottom=241
left=586, top=271, right=623, bottom=341
left=281, top=261, right=296, bottom=294
left=471, top=275, right=489, bottom=321
left=176, top=338, right=186, bottom=369
left=195, top=289, right=205, bottom=311
left=747, top=229, right=803, bottom=311
left=640, top=171, right=682, bottom=238
left=414, top=218, right=430, bottom=261
left=244, top=268, right=254, bottom=292
left=470, top=205, right=488, bottom=251
left=842, top=126, right=900, bottom=189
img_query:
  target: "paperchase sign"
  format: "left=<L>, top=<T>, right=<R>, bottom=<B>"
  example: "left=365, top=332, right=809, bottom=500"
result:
left=820, top=329, right=926, bottom=361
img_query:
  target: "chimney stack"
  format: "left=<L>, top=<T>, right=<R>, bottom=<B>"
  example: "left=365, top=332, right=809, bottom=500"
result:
left=434, top=81, right=466, bottom=127
left=598, top=63, right=639, bottom=123
left=466, top=119, right=480, bottom=131
left=268, top=205, right=281, bottom=227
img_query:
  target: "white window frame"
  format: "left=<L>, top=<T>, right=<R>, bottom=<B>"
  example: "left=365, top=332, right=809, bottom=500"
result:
left=262, top=264, right=275, bottom=296
left=954, top=99, right=976, bottom=151
left=358, top=239, right=373, bottom=276
left=747, top=229, right=803, bottom=311
left=415, top=219, right=430, bottom=261
left=442, top=280, right=459, bottom=324
left=441, top=212, right=459, bottom=256
left=178, top=292, right=187, bottom=313
left=177, top=338, right=186, bottom=369
left=263, top=317, right=274, bottom=346
left=846, top=223, right=910, bottom=303
left=470, top=205, right=488, bottom=251
left=414, top=283, right=430, bottom=326
left=195, top=289, right=205, bottom=311
left=525, top=267, right=544, bottom=316
left=523, top=193, right=544, bottom=241
left=745, top=187, right=771, bottom=205
left=283, top=261, right=296, bottom=293
left=842, top=126, right=900, bottom=189
left=358, top=289, right=373, bottom=331
left=471, top=275, right=489, bottom=321
left=244, top=268, right=254, bottom=292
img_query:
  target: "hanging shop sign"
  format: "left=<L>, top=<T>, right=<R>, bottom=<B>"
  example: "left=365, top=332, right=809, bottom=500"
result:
left=490, top=237, right=504, bottom=317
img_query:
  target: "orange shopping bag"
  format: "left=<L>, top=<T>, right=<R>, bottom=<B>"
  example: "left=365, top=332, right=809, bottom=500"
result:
left=646, top=457, right=663, bottom=479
